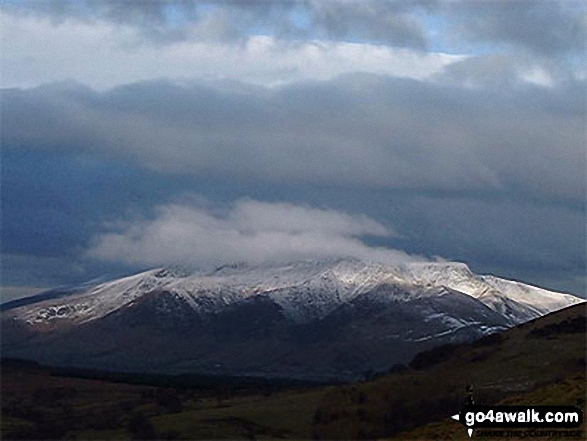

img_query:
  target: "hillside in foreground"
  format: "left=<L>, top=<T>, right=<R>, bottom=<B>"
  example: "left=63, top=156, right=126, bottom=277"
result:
left=312, top=303, right=585, bottom=439
left=395, top=374, right=585, bottom=440
left=2, top=303, right=584, bottom=440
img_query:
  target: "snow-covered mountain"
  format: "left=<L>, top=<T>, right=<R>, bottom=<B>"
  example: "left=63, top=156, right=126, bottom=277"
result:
left=2, top=258, right=583, bottom=380
left=407, top=262, right=582, bottom=323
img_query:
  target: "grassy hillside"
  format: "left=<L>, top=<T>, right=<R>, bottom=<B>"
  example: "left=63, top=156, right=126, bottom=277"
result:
left=312, top=303, right=585, bottom=439
left=2, top=303, right=584, bottom=440
left=395, top=373, right=585, bottom=440
left=0, top=359, right=330, bottom=439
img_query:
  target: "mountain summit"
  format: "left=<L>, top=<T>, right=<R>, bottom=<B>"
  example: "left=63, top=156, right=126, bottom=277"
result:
left=2, top=258, right=583, bottom=380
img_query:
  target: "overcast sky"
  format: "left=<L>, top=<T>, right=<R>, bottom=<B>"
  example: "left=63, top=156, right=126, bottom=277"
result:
left=1, top=0, right=585, bottom=301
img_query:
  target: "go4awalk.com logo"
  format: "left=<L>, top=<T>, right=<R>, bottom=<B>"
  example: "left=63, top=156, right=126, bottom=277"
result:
left=451, top=405, right=583, bottom=438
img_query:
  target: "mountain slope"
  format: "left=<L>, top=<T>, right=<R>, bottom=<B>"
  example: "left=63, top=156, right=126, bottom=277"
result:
left=1, top=259, right=583, bottom=380
left=408, top=262, right=581, bottom=323
left=312, top=302, right=586, bottom=439
left=3, top=302, right=583, bottom=440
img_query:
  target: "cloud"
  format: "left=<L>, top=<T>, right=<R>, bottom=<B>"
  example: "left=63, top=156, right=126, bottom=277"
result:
left=0, top=9, right=460, bottom=90
left=3, top=146, right=584, bottom=296
left=3, top=75, right=584, bottom=204
left=443, top=0, right=586, bottom=57
left=2, top=0, right=583, bottom=94
left=86, top=199, right=416, bottom=268
left=301, top=0, right=431, bottom=49
left=3, top=0, right=584, bottom=59
left=1, top=286, right=49, bottom=303
left=3, top=2, right=583, bottom=92
left=2, top=1, right=584, bottom=299
left=433, top=54, right=556, bottom=88
left=0, top=0, right=431, bottom=49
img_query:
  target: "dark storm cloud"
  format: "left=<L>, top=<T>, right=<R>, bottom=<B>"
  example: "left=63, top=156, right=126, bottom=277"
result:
left=298, top=0, right=431, bottom=49
left=2, top=75, right=585, bottom=204
left=443, top=0, right=586, bottom=57
left=2, top=147, right=585, bottom=295
left=403, top=195, right=586, bottom=296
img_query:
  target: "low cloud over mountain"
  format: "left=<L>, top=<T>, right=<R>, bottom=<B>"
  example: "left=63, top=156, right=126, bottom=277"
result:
left=87, top=199, right=415, bottom=268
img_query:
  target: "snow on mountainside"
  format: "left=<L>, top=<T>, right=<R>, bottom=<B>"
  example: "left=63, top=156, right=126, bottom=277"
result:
left=2, top=258, right=584, bottom=380
left=407, top=262, right=584, bottom=323
left=480, top=275, right=582, bottom=315
left=5, top=268, right=183, bottom=327
left=3, top=258, right=583, bottom=328
left=408, top=262, right=488, bottom=297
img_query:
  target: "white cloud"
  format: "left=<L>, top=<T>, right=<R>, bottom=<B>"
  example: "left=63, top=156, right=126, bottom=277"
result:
left=0, top=11, right=462, bottom=90
left=87, top=199, right=418, bottom=268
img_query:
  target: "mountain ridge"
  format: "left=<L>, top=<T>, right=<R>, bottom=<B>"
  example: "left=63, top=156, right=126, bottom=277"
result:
left=2, top=258, right=583, bottom=380
left=3, top=258, right=581, bottom=326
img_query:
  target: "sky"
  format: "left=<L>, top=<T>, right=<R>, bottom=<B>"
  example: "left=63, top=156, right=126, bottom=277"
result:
left=1, top=0, right=586, bottom=301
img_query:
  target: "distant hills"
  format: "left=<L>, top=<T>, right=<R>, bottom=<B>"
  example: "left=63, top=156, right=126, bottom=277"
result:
left=1, top=258, right=583, bottom=380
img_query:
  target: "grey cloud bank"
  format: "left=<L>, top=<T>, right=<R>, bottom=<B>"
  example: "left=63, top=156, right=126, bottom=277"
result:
left=0, top=10, right=461, bottom=90
left=4, top=1, right=585, bottom=57
left=3, top=75, right=584, bottom=204
left=445, top=0, right=587, bottom=57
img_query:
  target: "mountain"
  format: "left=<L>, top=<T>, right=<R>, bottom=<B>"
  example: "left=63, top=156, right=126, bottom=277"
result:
left=2, top=302, right=584, bottom=440
left=1, top=258, right=583, bottom=380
